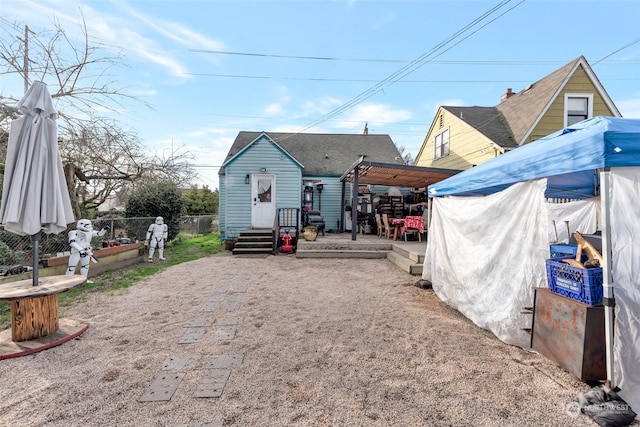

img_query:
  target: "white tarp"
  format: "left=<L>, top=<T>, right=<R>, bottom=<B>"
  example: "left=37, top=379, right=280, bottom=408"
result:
left=547, top=198, right=599, bottom=244
left=424, top=173, right=639, bottom=416
left=423, top=180, right=604, bottom=347
left=610, top=167, right=640, bottom=413
left=423, top=180, right=549, bottom=347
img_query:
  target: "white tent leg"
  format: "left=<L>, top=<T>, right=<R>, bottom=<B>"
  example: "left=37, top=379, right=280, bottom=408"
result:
left=600, top=168, right=615, bottom=389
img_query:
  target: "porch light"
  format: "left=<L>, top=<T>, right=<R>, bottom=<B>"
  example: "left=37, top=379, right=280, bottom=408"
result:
left=245, top=174, right=250, bottom=184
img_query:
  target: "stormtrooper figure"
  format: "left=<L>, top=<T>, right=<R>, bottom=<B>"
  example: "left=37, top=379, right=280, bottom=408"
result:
left=146, top=216, right=168, bottom=262
left=66, top=219, right=108, bottom=279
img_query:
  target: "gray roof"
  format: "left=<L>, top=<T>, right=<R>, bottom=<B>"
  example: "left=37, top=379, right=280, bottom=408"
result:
left=496, top=57, right=582, bottom=145
left=441, top=106, right=517, bottom=149
left=440, top=57, right=609, bottom=150
left=223, top=132, right=404, bottom=175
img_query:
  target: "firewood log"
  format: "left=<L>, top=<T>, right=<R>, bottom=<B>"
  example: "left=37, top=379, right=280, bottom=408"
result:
left=573, top=231, right=604, bottom=266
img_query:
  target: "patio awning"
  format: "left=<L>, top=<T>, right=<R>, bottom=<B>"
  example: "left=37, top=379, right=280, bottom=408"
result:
left=340, top=160, right=461, bottom=188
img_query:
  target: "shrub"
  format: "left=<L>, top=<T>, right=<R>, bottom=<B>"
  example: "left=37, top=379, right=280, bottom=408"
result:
left=0, top=240, right=23, bottom=266
left=124, top=181, right=184, bottom=242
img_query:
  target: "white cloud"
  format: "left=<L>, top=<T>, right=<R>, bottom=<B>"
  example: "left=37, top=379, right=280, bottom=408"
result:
left=4, top=0, right=224, bottom=79
left=271, top=124, right=305, bottom=133
left=300, top=96, right=344, bottom=116
left=617, top=97, right=640, bottom=119
left=186, top=126, right=232, bottom=139
left=113, top=0, right=226, bottom=52
left=265, top=103, right=284, bottom=116
left=336, top=103, right=413, bottom=129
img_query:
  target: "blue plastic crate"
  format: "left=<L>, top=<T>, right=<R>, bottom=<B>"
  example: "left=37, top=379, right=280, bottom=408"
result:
left=545, top=257, right=603, bottom=306
left=549, top=244, right=578, bottom=259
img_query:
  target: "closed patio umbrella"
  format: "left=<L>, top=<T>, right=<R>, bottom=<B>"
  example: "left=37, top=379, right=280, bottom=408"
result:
left=0, top=81, right=75, bottom=286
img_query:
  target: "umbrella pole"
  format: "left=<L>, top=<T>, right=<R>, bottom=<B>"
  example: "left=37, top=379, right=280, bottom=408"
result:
left=32, top=232, right=41, bottom=286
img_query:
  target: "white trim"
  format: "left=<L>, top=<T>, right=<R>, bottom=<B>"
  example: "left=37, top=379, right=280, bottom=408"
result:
left=518, top=56, right=621, bottom=145
left=416, top=107, right=444, bottom=163
left=222, top=132, right=304, bottom=169
left=433, top=127, right=450, bottom=160
left=563, top=93, right=594, bottom=127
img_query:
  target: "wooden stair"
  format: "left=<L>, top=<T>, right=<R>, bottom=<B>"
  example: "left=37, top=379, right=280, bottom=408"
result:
left=232, top=229, right=273, bottom=255
left=295, top=235, right=426, bottom=276
left=387, top=244, right=424, bottom=276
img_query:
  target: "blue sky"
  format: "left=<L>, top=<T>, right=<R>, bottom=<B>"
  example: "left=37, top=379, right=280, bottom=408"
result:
left=2, top=0, right=639, bottom=190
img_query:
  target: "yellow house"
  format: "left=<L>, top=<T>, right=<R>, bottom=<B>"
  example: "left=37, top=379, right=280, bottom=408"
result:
left=415, top=56, right=621, bottom=170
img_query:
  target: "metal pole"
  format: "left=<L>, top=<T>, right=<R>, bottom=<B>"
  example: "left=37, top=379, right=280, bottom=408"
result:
left=600, top=168, right=615, bottom=389
left=351, top=167, right=359, bottom=241
left=31, top=231, right=40, bottom=286
left=340, top=180, right=346, bottom=232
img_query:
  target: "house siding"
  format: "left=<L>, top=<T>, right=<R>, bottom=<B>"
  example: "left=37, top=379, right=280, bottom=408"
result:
left=280, top=177, right=408, bottom=233
left=219, top=174, right=226, bottom=235
left=415, top=109, right=498, bottom=170
left=527, top=66, right=618, bottom=143
left=303, top=175, right=342, bottom=231
left=221, top=135, right=302, bottom=237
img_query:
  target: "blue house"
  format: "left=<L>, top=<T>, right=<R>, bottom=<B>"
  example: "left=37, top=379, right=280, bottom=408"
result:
left=218, top=131, right=405, bottom=242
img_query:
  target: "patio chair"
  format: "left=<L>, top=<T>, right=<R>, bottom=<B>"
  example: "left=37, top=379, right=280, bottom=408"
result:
left=402, top=215, right=423, bottom=242
left=403, top=227, right=422, bottom=242
left=382, top=213, right=391, bottom=239
left=374, top=213, right=385, bottom=237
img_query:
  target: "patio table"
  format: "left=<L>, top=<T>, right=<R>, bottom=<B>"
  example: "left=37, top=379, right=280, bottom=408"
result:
left=389, top=218, right=404, bottom=240
left=401, top=216, right=424, bottom=235
left=0, top=275, right=88, bottom=359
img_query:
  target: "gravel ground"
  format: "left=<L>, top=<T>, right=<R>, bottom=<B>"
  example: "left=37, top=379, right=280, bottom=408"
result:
left=0, top=253, right=604, bottom=426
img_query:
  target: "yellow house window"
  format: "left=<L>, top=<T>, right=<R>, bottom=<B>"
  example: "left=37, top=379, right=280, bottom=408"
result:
left=564, top=93, right=593, bottom=127
left=434, top=128, right=450, bottom=160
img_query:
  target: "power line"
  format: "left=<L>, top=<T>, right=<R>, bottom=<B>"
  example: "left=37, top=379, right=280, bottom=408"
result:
left=184, top=72, right=640, bottom=83
left=189, top=49, right=405, bottom=63
left=189, top=48, right=640, bottom=65
left=184, top=72, right=535, bottom=83
left=593, top=36, right=640, bottom=65
left=205, top=113, right=432, bottom=127
left=289, top=0, right=527, bottom=138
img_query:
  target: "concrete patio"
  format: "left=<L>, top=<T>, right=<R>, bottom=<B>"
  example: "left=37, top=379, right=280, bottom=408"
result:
left=295, top=231, right=427, bottom=275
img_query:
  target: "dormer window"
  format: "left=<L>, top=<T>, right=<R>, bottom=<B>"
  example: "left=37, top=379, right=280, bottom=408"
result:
left=434, top=128, right=450, bottom=160
left=564, top=93, right=593, bottom=127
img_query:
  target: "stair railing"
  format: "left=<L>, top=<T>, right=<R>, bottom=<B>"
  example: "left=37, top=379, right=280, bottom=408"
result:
left=272, top=208, right=300, bottom=254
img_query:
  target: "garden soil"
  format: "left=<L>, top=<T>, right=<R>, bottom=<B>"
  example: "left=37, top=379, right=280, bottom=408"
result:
left=0, top=253, right=602, bottom=426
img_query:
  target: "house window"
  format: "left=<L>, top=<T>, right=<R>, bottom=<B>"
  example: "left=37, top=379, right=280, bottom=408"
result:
left=257, top=179, right=271, bottom=202
left=564, top=93, right=593, bottom=127
left=434, top=128, right=450, bottom=160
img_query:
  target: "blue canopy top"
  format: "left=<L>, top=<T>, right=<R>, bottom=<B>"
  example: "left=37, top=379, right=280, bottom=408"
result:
left=428, top=116, right=640, bottom=198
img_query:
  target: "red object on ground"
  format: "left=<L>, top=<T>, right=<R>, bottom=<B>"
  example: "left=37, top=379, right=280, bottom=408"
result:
left=281, top=232, right=294, bottom=253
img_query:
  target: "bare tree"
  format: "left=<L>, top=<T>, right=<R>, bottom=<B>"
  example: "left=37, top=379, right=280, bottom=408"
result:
left=395, top=144, right=414, bottom=165
left=0, top=16, right=195, bottom=217
left=60, top=115, right=194, bottom=217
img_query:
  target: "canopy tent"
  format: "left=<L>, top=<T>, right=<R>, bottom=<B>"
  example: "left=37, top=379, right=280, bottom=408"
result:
left=429, top=116, right=640, bottom=198
left=424, top=116, right=640, bottom=417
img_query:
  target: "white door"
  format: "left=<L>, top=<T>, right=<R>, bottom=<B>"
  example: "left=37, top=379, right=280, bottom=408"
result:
left=251, top=174, right=276, bottom=228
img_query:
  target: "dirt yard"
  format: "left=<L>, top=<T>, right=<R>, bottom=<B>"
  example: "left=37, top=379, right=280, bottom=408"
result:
left=0, top=253, right=600, bottom=426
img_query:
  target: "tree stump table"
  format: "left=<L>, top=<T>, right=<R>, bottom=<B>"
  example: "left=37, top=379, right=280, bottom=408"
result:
left=0, top=275, right=88, bottom=359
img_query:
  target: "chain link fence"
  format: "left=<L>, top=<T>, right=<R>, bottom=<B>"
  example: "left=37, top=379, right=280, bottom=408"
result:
left=0, top=215, right=218, bottom=273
